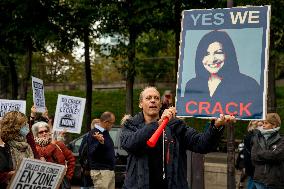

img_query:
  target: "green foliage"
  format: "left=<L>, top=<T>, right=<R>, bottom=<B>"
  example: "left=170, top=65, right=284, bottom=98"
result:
left=136, top=30, right=175, bottom=85
left=32, top=51, right=82, bottom=83
left=26, top=86, right=284, bottom=140
left=96, top=0, right=179, bottom=70
left=234, top=0, right=284, bottom=51
left=92, top=58, right=123, bottom=84
left=273, top=52, right=284, bottom=79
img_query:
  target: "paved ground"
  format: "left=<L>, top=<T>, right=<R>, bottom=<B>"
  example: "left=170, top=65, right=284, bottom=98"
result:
left=205, top=152, right=227, bottom=164
left=71, top=152, right=235, bottom=189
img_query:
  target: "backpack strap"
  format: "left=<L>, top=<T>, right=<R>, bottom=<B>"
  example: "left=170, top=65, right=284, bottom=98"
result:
left=55, top=143, right=63, bottom=153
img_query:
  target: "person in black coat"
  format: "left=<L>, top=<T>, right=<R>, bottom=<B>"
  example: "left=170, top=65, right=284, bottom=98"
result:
left=243, top=120, right=262, bottom=189
left=78, top=118, right=101, bottom=189
left=0, top=136, right=14, bottom=188
left=120, top=86, right=236, bottom=189
left=183, top=30, right=262, bottom=119
left=251, top=113, right=284, bottom=189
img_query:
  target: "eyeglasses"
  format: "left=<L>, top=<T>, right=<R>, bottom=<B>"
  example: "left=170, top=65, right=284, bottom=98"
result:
left=38, top=130, right=49, bottom=134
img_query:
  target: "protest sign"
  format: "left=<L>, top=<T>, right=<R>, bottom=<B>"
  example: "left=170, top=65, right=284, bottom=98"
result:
left=53, top=94, right=86, bottom=134
left=8, top=158, right=66, bottom=189
left=32, top=77, right=46, bottom=113
left=0, top=99, right=26, bottom=118
left=176, top=6, right=270, bottom=120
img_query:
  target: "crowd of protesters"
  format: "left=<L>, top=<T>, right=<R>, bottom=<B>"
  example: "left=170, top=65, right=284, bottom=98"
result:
left=0, top=87, right=283, bottom=189
left=0, top=106, right=74, bottom=189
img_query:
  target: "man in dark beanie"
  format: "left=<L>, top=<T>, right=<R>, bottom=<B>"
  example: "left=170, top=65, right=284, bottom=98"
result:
left=251, top=113, right=284, bottom=189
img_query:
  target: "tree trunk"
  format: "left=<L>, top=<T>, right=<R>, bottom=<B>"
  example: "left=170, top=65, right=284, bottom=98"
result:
left=125, top=27, right=136, bottom=115
left=21, top=37, right=33, bottom=100
left=84, top=26, right=93, bottom=131
left=267, top=55, right=276, bottom=112
left=0, top=70, right=8, bottom=99
left=9, top=58, right=18, bottom=99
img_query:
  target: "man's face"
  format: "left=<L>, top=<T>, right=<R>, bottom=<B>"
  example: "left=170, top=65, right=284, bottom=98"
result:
left=106, top=116, right=115, bottom=131
left=140, top=88, right=161, bottom=118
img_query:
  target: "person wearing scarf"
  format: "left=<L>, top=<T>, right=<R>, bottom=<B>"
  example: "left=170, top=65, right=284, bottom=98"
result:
left=0, top=111, right=34, bottom=188
left=251, top=113, right=284, bottom=189
left=32, top=121, right=75, bottom=186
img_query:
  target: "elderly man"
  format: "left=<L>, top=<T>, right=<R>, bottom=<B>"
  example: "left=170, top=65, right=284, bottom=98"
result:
left=120, top=86, right=235, bottom=189
left=251, top=113, right=284, bottom=189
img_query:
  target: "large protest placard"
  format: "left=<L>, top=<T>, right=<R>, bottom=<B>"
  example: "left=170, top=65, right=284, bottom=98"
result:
left=53, top=94, right=86, bottom=134
left=176, top=6, right=270, bottom=120
left=32, top=76, right=46, bottom=113
left=0, top=99, right=26, bottom=118
left=8, top=158, right=66, bottom=189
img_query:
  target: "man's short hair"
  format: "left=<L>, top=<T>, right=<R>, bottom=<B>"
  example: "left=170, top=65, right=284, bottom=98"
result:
left=139, top=86, right=160, bottom=102
left=100, top=112, right=115, bottom=122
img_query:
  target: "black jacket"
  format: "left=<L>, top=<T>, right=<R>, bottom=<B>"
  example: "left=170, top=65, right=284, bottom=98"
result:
left=243, top=131, right=255, bottom=177
left=251, top=130, right=284, bottom=188
left=87, top=128, right=115, bottom=170
left=120, top=112, right=223, bottom=189
left=0, top=144, right=13, bottom=188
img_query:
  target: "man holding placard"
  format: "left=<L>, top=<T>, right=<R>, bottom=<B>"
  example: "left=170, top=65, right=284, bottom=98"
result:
left=120, top=87, right=235, bottom=189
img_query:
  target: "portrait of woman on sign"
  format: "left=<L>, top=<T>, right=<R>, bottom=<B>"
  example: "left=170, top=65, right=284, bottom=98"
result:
left=182, top=30, right=262, bottom=119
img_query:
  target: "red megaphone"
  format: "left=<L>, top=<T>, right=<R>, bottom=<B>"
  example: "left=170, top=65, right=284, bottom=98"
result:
left=147, top=117, right=169, bottom=148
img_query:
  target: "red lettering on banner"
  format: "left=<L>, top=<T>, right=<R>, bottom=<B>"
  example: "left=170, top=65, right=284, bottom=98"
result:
left=186, top=101, right=197, bottom=114
left=239, top=103, right=252, bottom=116
left=184, top=101, right=252, bottom=116
left=212, top=102, right=224, bottom=115
left=199, top=102, right=210, bottom=114
left=225, top=102, right=238, bottom=115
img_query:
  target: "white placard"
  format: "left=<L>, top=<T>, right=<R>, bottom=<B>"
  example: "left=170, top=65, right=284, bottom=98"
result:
left=32, top=76, right=46, bottom=113
left=53, top=94, right=86, bottom=134
left=8, top=158, right=66, bottom=189
left=0, top=99, right=26, bottom=118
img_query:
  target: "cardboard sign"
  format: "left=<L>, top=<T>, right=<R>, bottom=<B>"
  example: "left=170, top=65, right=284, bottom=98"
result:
left=0, top=99, right=26, bottom=118
left=53, top=94, right=86, bottom=134
left=32, top=76, right=46, bottom=113
left=176, top=6, right=270, bottom=120
left=8, top=158, right=66, bottom=189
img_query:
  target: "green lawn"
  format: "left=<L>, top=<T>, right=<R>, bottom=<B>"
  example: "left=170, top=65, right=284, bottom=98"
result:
left=26, top=86, right=284, bottom=140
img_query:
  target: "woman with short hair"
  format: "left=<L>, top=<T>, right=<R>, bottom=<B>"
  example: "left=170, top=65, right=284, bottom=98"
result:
left=32, top=121, right=75, bottom=188
left=251, top=113, right=284, bottom=189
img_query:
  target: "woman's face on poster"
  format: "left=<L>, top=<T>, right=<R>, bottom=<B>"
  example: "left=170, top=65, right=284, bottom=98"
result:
left=202, top=41, right=225, bottom=74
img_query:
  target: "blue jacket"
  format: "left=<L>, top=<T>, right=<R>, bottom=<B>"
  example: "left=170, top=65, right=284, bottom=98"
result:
left=120, top=112, right=223, bottom=189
